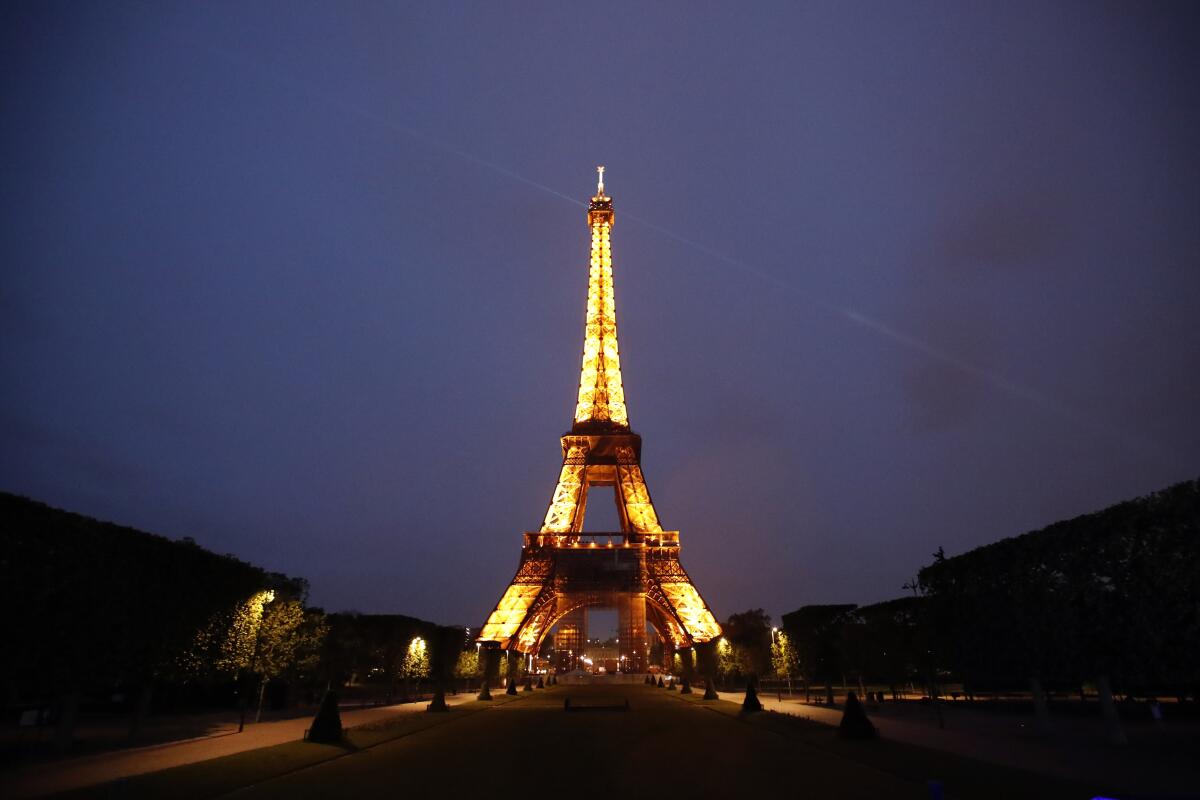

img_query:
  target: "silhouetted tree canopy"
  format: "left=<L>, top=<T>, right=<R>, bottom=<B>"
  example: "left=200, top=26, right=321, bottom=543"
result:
left=918, top=478, right=1200, bottom=693
left=721, top=609, right=773, bottom=678
left=1, top=492, right=269, bottom=701
left=780, top=604, right=857, bottom=688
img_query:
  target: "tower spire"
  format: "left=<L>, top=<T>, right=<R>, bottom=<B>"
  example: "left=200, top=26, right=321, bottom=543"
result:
left=574, top=168, right=627, bottom=431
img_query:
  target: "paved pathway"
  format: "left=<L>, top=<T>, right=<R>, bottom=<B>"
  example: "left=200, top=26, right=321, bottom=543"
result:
left=230, top=685, right=936, bottom=800
left=716, top=689, right=1199, bottom=793
left=2, top=694, right=473, bottom=798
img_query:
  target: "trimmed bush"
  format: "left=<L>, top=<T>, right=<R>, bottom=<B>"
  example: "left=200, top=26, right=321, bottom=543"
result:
left=838, top=691, right=877, bottom=739
left=308, top=690, right=343, bottom=743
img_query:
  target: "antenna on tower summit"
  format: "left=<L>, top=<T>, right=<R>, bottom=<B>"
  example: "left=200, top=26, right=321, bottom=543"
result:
left=596, top=165, right=605, bottom=195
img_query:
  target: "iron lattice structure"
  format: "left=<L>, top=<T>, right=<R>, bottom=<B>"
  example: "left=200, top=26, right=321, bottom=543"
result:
left=478, top=168, right=721, bottom=671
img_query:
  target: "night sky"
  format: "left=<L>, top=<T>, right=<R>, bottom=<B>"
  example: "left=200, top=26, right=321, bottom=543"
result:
left=4, top=2, right=1198, bottom=629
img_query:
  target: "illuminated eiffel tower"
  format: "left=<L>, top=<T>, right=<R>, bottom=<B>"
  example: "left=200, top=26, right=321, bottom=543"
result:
left=478, top=168, right=721, bottom=673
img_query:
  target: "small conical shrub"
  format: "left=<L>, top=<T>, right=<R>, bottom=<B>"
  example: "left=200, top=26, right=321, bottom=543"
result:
left=702, top=679, right=719, bottom=700
left=536, top=675, right=545, bottom=689
left=506, top=678, right=518, bottom=696
left=477, top=681, right=493, bottom=701
left=742, top=680, right=763, bottom=713
left=308, top=690, right=343, bottom=743
left=657, top=676, right=665, bottom=688
left=838, top=691, right=877, bottom=739
left=427, top=687, right=449, bottom=712
left=523, top=676, right=533, bottom=692
left=680, top=677, right=692, bottom=695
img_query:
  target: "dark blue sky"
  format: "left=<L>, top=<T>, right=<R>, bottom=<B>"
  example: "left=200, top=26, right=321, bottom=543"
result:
left=3, top=2, right=1198, bottom=627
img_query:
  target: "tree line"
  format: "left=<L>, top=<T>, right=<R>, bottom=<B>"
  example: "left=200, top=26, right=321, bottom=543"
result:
left=706, top=479, right=1199, bottom=715
left=0, top=493, right=469, bottom=753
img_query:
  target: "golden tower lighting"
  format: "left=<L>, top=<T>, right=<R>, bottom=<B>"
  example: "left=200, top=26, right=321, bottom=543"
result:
left=478, top=168, right=720, bottom=671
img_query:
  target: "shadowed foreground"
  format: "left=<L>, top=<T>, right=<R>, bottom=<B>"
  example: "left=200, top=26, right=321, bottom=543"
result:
left=67, top=685, right=1102, bottom=799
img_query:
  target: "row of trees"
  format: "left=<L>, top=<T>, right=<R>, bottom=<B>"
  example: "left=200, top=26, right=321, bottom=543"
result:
left=707, top=479, right=1199, bottom=710
left=701, top=601, right=926, bottom=701
left=775, top=599, right=927, bottom=701
left=918, top=478, right=1199, bottom=702
left=0, top=493, right=467, bottom=753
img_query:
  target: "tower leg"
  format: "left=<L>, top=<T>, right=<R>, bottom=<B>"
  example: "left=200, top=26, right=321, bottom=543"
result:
left=679, top=647, right=695, bottom=680
left=695, top=640, right=719, bottom=699
left=480, top=645, right=501, bottom=688
left=505, top=650, right=519, bottom=695
left=618, top=594, right=647, bottom=673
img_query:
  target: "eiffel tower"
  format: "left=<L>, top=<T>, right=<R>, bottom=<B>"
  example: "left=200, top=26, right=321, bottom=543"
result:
left=477, top=168, right=720, bottom=673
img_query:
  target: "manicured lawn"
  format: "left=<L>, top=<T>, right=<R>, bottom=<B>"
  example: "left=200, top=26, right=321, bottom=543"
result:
left=64, top=685, right=1103, bottom=799
left=59, top=695, right=524, bottom=800
left=675, top=690, right=1103, bottom=799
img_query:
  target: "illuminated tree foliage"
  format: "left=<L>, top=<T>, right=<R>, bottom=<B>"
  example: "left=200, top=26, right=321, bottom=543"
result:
left=721, top=608, right=773, bottom=678
left=715, top=637, right=738, bottom=683
left=771, top=630, right=798, bottom=679
left=255, top=600, right=327, bottom=681
left=454, top=648, right=480, bottom=680
left=319, top=613, right=442, bottom=701
left=182, top=590, right=275, bottom=677
left=400, top=636, right=430, bottom=680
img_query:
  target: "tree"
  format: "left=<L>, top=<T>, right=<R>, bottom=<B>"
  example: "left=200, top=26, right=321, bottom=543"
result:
left=771, top=630, right=798, bottom=686
left=781, top=604, right=857, bottom=702
left=454, top=648, right=480, bottom=682
left=853, top=597, right=922, bottom=698
left=250, top=600, right=327, bottom=721
left=182, top=591, right=328, bottom=725
left=722, top=609, right=773, bottom=679
left=203, top=590, right=276, bottom=675
left=316, top=613, right=441, bottom=702
left=716, top=637, right=738, bottom=685
left=400, top=635, right=430, bottom=688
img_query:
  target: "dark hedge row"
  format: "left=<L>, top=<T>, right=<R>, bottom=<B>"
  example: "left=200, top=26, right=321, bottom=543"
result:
left=779, top=479, right=1199, bottom=700
left=1, top=492, right=271, bottom=702
left=918, top=478, right=1200, bottom=694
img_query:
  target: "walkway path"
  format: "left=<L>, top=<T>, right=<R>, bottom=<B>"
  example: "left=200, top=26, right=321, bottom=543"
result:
left=2, top=694, right=473, bottom=798
left=226, top=685, right=963, bottom=800
left=716, top=689, right=1198, bottom=794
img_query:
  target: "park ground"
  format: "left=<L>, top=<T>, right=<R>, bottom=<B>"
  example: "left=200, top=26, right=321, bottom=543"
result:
left=8, top=683, right=1194, bottom=800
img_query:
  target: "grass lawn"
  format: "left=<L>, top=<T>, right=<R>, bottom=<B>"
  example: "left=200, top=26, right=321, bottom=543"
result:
left=675, top=690, right=1105, bottom=799
left=62, top=685, right=1106, bottom=799
left=58, top=695, right=525, bottom=800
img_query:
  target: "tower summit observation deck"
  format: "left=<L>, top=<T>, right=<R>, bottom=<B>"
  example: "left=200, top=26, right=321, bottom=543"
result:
left=477, top=168, right=720, bottom=672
